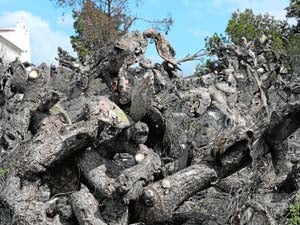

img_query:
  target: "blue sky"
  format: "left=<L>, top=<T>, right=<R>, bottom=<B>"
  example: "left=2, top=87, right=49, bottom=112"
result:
left=0, top=0, right=292, bottom=75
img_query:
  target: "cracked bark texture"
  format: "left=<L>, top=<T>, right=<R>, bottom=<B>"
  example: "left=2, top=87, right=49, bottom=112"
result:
left=0, top=30, right=299, bottom=225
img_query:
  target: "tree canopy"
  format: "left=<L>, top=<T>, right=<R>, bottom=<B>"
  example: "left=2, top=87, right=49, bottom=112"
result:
left=286, top=0, right=300, bottom=29
left=226, top=9, right=289, bottom=51
left=70, top=0, right=121, bottom=60
left=52, top=0, right=173, bottom=61
left=194, top=4, right=300, bottom=76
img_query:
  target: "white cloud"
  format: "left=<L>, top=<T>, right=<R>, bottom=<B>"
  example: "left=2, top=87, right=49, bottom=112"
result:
left=0, top=10, right=75, bottom=65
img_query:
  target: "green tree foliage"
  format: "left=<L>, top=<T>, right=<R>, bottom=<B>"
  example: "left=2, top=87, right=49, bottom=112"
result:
left=289, top=194, right=300, bottom=225
left=204, top=33, right=230, bottom=54
left=286, top=0, right=300, bottom=29
left=289, top=202, right=300, bottom=225
left=52, top=0, right=173, bottom=61
left=0, top=168, right=9, bottom=175
left=225, top=8, right=300, bottom=71
left=285, top=33, right=300, bottom=71
left=70, top=0, right=122, bottom=60
left=226, top=9, right=289, bottom=51
left=194, top=7, right=300, bottom=76
left=193, top=33, right=229, bottom=76
left=52, top=0, right=138, bottom=60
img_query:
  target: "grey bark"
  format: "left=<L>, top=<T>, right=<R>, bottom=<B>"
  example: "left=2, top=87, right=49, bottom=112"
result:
left=0, top=29, right=300, bottom=225
left=137, top=164, right=218, bottom=224
left=77, top=149, right=117, bottom=200
left=70, top=185, right=107, bottom=225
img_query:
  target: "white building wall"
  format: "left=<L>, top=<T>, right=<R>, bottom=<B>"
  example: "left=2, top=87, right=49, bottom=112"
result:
left=0, top=42, right=21, bottom=63
left=0, top=22, right=31, bottom=63
left=0, top=43, right=7, bottom=61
